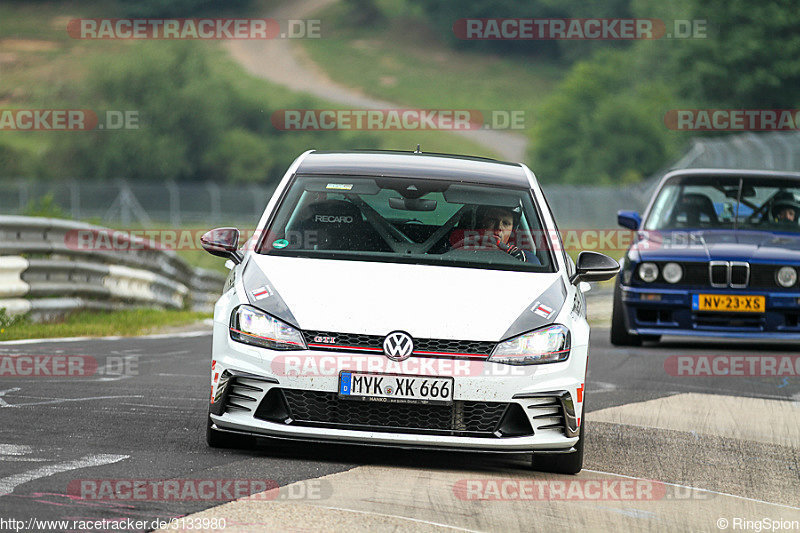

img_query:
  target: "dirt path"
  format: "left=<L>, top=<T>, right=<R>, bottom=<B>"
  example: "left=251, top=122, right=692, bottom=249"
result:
left=224, top=0, right=529, bottom=161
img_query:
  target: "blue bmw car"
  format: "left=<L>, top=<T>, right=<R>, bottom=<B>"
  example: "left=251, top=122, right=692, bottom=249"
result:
left=611, top=169, right=800, bottom=345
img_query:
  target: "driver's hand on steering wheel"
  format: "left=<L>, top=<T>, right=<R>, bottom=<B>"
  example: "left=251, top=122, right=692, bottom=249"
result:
left=493, top=236, right=527, bottom=262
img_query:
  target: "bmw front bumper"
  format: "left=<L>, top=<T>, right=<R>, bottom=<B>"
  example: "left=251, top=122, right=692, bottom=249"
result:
left=621, top=285, right=800, bottom=339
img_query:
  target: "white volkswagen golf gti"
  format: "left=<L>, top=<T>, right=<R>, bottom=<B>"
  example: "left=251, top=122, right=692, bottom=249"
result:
left=201, top=150, right=618, bottom=474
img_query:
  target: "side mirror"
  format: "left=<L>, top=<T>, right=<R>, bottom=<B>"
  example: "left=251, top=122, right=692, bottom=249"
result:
left=570, top=251, right=620, bottom=284
left=617, top=210, right=641, bottom=230
left=201, top=227, right=242, bottom=264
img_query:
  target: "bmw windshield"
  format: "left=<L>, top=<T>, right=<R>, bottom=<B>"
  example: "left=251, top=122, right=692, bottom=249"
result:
left=257, top=175, right=555, bottom=272
left=644, top=176, right=800, bottom=233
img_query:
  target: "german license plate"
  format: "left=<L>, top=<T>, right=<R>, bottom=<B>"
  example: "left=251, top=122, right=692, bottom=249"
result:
left=692, top=294, right=765, bottom=312
left=338, top=372, right=454, bottom=405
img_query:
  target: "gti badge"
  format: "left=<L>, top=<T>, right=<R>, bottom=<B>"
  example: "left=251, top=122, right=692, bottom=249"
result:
left=383, top=331, right=414, bottom=361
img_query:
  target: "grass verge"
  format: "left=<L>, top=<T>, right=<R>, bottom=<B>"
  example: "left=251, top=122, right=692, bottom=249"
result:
left=0, top=308, right=211, bottom=342
left=1, top=0, right=492, bottom=171
left=301, top=2, right=567, bottom=159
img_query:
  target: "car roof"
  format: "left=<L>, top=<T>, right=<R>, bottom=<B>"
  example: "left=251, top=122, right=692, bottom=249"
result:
left=643, top=168, right=800, bottom=221
left=295, top=150, right=531, bottom=188
left=659, top=168, right=800, bottom=186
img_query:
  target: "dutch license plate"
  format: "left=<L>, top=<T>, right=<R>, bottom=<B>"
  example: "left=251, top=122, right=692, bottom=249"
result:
left=693, top=294, right=765, bottom=312
left=338, top=372, right=454, bottom=405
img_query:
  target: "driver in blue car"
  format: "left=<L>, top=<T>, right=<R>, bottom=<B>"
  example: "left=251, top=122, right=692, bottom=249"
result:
left=771, top=192, right=800, bottom=225
left=476, top=206, right=541, bottom=264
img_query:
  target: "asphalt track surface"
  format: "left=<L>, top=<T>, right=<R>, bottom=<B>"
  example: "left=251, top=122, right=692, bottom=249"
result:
left=1, top=314, right=799, bottom=532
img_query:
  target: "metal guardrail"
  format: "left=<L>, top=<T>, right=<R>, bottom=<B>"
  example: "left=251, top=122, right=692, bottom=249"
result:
left=631, top=131, right=800, bottom=205
left=0, top=216, right=225, bottom=322
left=2, top=132, right=799, bottom=258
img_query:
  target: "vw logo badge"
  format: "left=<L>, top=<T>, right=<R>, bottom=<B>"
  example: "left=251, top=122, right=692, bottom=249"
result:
left=383, top=331, right=414, bottom=361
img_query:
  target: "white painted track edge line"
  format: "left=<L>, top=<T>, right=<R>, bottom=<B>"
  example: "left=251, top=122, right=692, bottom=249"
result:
left=584, top=469, right=800, bottom=511
left=0, top=454, right=129, bottom=496
left=239, top=502, right=485, bottom=532
left=0, top=330, right=211, bottom=345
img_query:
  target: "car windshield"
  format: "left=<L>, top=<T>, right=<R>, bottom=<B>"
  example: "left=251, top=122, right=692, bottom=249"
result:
left=257, top=174, right=555, bottom=272
left=644, top=176, right=800, bottom=233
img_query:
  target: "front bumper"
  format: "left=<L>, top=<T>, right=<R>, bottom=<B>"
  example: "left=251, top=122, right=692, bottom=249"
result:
left=209, top=322, right=585, bottom=452
left=621, top=285, right=800, bottom=339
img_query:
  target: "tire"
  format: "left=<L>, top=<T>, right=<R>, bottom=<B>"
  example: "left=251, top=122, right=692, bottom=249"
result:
left=610, top=279, right=641, bottom=346
left=206, top=414, right=254, bottom=449
left=532, top=422, right=584, bottom=475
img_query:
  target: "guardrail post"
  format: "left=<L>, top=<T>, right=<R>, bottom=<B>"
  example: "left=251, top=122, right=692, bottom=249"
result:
left=18, top=181, right=27, bottom=213
left=747, top=133, right=774, bottom=169
left=167, top=180, right=181, bottom=227
left=70, top=179, right=80, bottom=220
left=206, top=182, right=222, bottom=225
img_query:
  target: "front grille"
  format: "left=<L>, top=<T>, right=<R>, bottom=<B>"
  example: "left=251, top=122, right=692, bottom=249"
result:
left=750, top=264, right=797, bottom=289
left=730, top=263, right=750, bottom=287
left=709, top=262, right=728, bottom=286
left=303, top=330, right=495, bottom=357
left=413, top=338, right=496, bottom=355
left=692, top=312, right=764, bottom=330
left=255, top=388, right=526, bottom=437
left=305, top=331, right=383, bottom=349
left=682, top=262, right=708, bottom=285
left=636, top=261, right=797, bottom=290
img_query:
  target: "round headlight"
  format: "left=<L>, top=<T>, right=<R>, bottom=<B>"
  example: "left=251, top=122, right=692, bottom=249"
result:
left=662, top=262, right=683, bottom=284
left=776, top=266, right=797, bottom=288
left=638, top=262, right=659, bottom=283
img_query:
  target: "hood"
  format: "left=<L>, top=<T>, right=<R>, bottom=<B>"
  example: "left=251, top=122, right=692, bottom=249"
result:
left=246, top=254, right=563, bottom=341
left=633, top=230, right=800, bottom=263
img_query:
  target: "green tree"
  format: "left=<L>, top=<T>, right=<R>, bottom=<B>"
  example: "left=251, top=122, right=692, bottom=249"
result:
left=530, top=50, right=681, bottom=183
left=115, top=0, right=252, bottom=17
left=672, top=0, right=800, bottom=107
left=46, top=42, right=381, bottom=183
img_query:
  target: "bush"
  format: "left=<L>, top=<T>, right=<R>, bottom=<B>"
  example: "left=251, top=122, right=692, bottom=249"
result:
left=23, top=194, right=67, bottom=218
left=670, top=0, right=800, bottom=108
left=530, top=50, right=682, bottom=184
left=46, top=42, right=381, bottom=183
left=115, top=0, right=253, bottom=17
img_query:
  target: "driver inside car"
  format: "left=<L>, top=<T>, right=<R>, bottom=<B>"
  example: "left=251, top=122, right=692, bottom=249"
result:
left=475, top=205, right=541, bottom=264
left=770, top=192, right=800, bottom=225
left=777, top=205, right=797, bottom=223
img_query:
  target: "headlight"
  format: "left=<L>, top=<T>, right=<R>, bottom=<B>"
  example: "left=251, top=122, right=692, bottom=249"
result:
left=489, top=324, right=570, bottom=365
left=638, top=262, right=658, bottom=283
left=776, top=266, right=797, bottom=288
left=662, top=262, right=683, bottom=284
left=230, top=305, right=306, bottom=350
